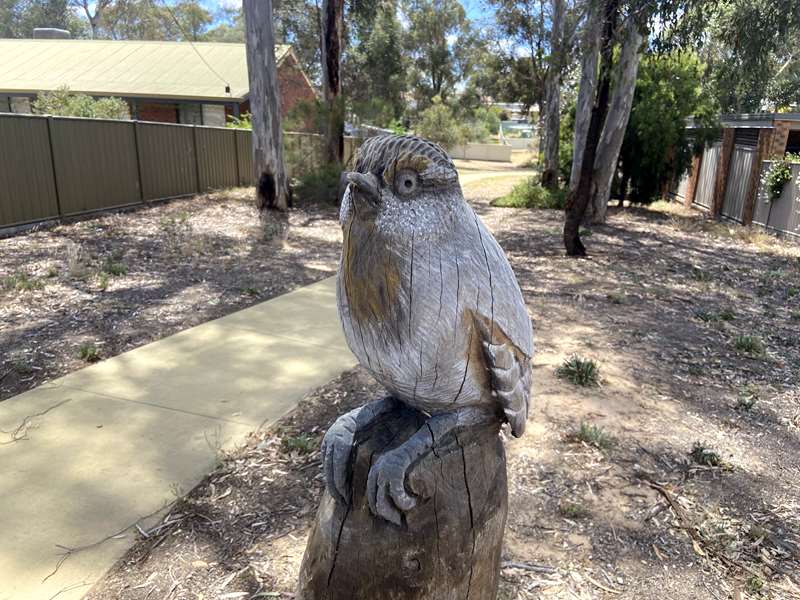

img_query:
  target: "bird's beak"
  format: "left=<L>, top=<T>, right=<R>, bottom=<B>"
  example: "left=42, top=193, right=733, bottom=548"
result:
left=346, top=172, right=380, bottom=207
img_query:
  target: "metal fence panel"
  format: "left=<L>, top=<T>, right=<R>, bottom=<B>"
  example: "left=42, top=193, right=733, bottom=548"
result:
left=0, top=113, right=370, bottom=229
left=235, top=129, right=254, bottom=186
left=195, top=127, right=238, bottom=191
left=136, top=122, right=198, bottom=201
left=720, top=145, right=756, bottom=223
left=50, top=117, right=141, bottom=215
left=754, top=162, right=800, bottom=238
left=0, top=114, right=59, bottom=226
left=694, top=143, right=720, bottom=209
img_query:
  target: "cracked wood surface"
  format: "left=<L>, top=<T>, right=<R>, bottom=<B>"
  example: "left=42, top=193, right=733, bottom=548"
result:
left=297, top=404, right=508, bottom=600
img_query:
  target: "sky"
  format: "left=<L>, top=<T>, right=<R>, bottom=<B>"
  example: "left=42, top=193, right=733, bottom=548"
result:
left=201, top=0, right=495, bottom=27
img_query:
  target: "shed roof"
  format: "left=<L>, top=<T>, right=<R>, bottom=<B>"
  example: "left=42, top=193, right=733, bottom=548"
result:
left=0, top=39, right=291, bottom=102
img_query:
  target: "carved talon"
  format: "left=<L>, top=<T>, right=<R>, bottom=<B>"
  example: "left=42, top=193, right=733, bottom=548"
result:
left=321, top=414, right=358, bottom=506
left=367, top=450, right=417, bottom=525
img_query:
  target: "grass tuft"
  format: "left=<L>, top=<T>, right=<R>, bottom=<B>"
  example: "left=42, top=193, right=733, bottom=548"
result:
left=690, top=442, right=722, bottom=467
left=281, top=433, right=316, bottom=455
left=556, top=354, right=599, bottom=387
left=734, top=335, right=765, bottom=356
left=558, top=501, right=589, bottom=519
left=568, top=422, right=615, bottom=450
left=2, top=272, right=44, bottom=292
left=78, top=343, right=101, bottom=363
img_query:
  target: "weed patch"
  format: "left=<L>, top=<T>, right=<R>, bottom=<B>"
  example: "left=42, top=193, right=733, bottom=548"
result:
left=556, top=354, right=599, bottom=387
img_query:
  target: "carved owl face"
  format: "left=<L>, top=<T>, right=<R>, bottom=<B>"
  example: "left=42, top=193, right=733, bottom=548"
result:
left=341, top=135, right=463, bottom=238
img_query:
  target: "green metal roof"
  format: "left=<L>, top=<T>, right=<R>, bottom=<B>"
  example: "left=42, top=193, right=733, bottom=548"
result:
left=0, top=39, right=291, bottom=102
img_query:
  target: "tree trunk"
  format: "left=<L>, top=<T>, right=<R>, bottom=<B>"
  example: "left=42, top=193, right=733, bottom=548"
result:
left=569, top=3, right=601, bottom=193
left=320, top=0, right=344, bottom=165
left=297, top=404, right=508, bottom=600
left=244, top=0, right=290, bottom=211
left=540, top=0, right=566, bottom=190
left=563, top=0, right=619, bottom=256
left=585, top=16, right=643, bottom=224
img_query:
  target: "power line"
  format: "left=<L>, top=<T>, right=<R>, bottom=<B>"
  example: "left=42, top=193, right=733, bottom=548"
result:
left=149, top=0, right=231, bottom=94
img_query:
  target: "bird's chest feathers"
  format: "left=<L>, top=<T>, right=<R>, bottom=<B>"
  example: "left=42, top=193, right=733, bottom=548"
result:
left=342, top=220, right=404, bottom=325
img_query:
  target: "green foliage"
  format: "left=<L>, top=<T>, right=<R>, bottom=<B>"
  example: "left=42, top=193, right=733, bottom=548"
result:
left=345, top=0, right=407, bottom=127
left=281, top=433, right=316, bottom=454
left=556, top=354, right=599, bottom=387
left=699, top=0, right=800, bottom=112
left=293, top=163, right=342, bottom=205
left=620, top=53, right=718, bottom=204
left=284, top=99, right=329, bottom=134
left=0, top=0, right=87, bottom=39
left=99, top=0, right=213, bottom=41
left=32, top=87, right=129, bottom=120
left=226, top=112, right=252, bottom=130
left=102, top=260, right=127, bottom=276
left=764, top=160, right=793, bottom=202
left=736, top=385, right=759, bottom=411
left=78, top=343, right=101, bottom=363
left=558, top=501, right=589, bottom=519
left=2, top=272, right=44, bottom=292
left=413, top=97, right=469, bottom=148
left=402, top=0, right=474, bottom=109
left=559, top=102, right=576, bottom=184
left=734, top=335, right=765, bottom=356
left=695, top=307, right=735, bottom=323
left=491, top=177, right=567, bottom=209
left=690, top=442, right=722, bottom=467
left=570, top=422, right=615, bottom=450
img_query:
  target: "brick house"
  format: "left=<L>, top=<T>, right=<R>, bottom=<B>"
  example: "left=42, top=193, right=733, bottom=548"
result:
left=0, top=39, right=316, bottom=126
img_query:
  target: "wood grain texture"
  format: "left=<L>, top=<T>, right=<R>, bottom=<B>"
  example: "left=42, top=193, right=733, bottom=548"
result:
left=297, top=404, right=508, bottom=600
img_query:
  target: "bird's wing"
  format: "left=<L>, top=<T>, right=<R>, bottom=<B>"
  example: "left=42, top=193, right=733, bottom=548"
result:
left=467, top=212, right=533, bottom=437
left=473, top=315, right=532, bottom=437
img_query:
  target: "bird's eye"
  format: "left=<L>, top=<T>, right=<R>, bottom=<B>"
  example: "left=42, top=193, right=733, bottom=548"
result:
left=394, top=169, right=420, bottom=197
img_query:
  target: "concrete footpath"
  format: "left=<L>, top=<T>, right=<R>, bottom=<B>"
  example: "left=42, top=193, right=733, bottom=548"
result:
left=0, top=277, right=356, bottom=600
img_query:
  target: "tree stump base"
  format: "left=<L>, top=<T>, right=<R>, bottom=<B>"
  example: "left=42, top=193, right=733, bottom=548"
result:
left=297, top=403, right=508, bottom=600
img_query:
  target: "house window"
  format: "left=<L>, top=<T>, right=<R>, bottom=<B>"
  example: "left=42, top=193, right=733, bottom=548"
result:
left=10, top=97, right=31, bottom=114
left=178, top=103, right=202, bottom=125
left=786, top=130, right=800, bottom=155
left=201, top=104, right=225, bottom=127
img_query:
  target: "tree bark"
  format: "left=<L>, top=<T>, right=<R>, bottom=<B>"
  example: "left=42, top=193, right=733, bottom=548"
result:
left=585, top=16, right=643, bottom=224
left=320, top=0, right=344, bottom=165
left=297, top=404, right=508, bottom=600
left=563, top=0, right=619, bottom=256
left=569, top=2, right=601, bottom=193
left=540, top=0, right=566, bottom=190
left=244, top=0, right=290, bottom=211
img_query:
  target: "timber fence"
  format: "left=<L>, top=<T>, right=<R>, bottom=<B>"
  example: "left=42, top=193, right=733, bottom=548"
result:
left=0, top=113, right=361, bottom=229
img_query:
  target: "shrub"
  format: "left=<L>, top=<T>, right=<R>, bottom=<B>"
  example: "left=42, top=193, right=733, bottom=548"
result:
left=226, top=112, right=253, bottom=129
left=492, top=177, right=567, bottom=209
left=413, top=97, right=469, bottom=149
left=764, top=160, right=793, bottom=201
left=293, top=162, right=343, bottom=205
left=556, top=354, right=599, bottom=387
left=33, top=86, right=129, bottom=120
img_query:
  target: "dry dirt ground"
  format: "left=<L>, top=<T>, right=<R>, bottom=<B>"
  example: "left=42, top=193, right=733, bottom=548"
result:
left=0, top=190, right=342, bottom=402
left=11, top=177, right=800, bottom=599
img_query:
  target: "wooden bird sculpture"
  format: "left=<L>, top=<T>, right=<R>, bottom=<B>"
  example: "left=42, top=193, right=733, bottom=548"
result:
left=323, top=134, right=533, bottom=526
